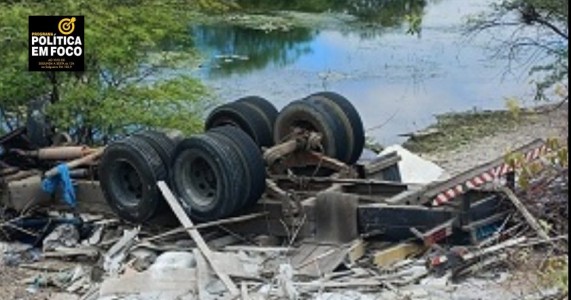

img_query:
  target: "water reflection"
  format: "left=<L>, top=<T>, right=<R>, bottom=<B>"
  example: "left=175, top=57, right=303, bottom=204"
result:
left=193, top=26, right=315, bottom=78
left=195, top=0, right=533, bottom=145
left=194, top=1, right=430, bottom=78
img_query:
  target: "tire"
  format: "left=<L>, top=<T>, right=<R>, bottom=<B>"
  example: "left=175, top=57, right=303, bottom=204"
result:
left=205, top=102, right=273, bottom=147
left=171, top=133, right=246, bottom=221
left=207, top=126, right=266, bottom=209
left=236, top=96, right=278, bottom=128
left=99, top=136, right=167, bottom=223
left=274, top=99, right=347, bottom=161
left=133, top=130, right=177, bottom=170
left=308, top=91, right=365, bottom=164
left=305, top=95, right=354, bottom=163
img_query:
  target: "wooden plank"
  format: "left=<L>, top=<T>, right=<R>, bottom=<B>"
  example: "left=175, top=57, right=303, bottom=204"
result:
left=373, top=243, right=425, bottom=268
left=347, top=239, right=367, bottom=265
left=158, top=181, right=239, bottom=296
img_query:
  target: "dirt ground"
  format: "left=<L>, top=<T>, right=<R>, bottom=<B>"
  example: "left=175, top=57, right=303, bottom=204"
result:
left=414, top=103, right=568, bottom=177
left=0, top=267, right=51, bottom=300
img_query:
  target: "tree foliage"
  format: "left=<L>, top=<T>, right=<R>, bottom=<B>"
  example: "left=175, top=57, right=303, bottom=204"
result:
left=467, top=0, right=568, bottom=101
left=0, top=0, right=210, bottom=142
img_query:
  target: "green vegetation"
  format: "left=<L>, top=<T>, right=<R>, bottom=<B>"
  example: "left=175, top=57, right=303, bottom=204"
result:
left=402, top=108, right=537, bottom=154
left=0, top=1, right=210, bottom=143
left=0, top=0, right=431, bottom=141
left=235, top=0, right=427, bottom=27
left=194, top=0, right=428, bottom=36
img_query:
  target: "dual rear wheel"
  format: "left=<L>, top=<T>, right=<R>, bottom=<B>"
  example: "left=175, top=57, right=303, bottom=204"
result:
left=99, top=91, right=364, bottom=223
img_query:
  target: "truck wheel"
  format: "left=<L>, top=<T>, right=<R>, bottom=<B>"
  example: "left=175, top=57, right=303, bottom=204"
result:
left=205, top=101, right=273, bottom=147
left=236, top=96, right=278, bottom=129
left=133, top=130, right=177, bottom=171
left=171, top=133, right=246, bottom=221
left=305, top=95, right=354, bottom=163
left=99, top=136, right=167, bottom=223
left=274, top=99, right=346, bottom=161
left=307, top=91, right=364, bottom=164
left=208, top=126, right=266, bottom=209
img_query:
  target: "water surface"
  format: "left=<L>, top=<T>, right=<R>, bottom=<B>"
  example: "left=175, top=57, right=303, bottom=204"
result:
left=192, top=0, right=536, bottom=145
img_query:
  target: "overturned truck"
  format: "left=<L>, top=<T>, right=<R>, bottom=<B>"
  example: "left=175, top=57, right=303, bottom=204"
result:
left=1, top=92, right=551, bottom=248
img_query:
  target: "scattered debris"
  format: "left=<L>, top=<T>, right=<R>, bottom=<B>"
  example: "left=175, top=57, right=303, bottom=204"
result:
left=42, top=224, right=80, bottom=252
left=0, top=93, right=567, bottom=299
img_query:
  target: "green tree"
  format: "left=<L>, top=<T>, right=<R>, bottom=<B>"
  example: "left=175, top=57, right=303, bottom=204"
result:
left=0, top=0, right=211, bottom=143
left=467, top=0, right=568, bottom=101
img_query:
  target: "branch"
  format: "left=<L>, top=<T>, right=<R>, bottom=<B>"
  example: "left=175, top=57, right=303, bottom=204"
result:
left=533, top=17, right=568, bottom=40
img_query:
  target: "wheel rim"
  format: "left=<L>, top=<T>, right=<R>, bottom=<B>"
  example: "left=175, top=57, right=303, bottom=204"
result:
left=109, top=159, right=144, bottom=207
left=177, top=151, right=218, bottom=209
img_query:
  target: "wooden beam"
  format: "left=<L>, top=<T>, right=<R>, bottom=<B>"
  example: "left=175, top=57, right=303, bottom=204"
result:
left=373, top=242, right=425, bottom=268
left=158, top=181, right=239, bottom=296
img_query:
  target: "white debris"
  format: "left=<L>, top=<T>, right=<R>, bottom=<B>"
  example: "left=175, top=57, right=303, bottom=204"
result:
left=314, top=291, right=377, bottom=300
left=379, top=145, right=450, bottom=184
left=103, top=227, right=140, bottom=275
left=149, top=251, right=196, bottom=271
left=43, top=224, right=80, bottom=252
left=276, top=264, right=298, bottom=300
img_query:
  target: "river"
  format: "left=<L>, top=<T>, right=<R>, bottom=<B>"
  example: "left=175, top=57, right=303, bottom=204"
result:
left=190, top=0, right=538, bottom=145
